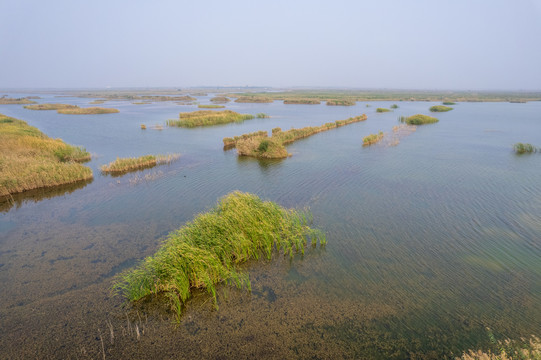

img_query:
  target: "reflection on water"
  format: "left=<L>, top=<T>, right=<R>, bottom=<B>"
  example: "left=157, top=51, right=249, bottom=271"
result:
left=0, top=97, right=540, bottom=358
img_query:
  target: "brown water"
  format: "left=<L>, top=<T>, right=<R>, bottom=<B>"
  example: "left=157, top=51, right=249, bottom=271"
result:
left=1, top=95, right=540, bottom=359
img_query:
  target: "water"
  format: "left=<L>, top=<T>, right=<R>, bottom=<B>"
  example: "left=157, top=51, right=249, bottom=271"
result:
left=1, top=96, right=540, bottom=358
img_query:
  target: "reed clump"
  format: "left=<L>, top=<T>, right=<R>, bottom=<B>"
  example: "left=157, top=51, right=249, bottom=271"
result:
left=0, top=114, right=92, bottom=197
left=399, top=114, right=439, bottom=125
left=390, top=104, right=399, bottom=109
left=326, top=99, right=355, bottom=106
left=223, top=130, right=268, bottom=149
left=167, top=110, right=255, bottom=128
left=89, top=99, right=107, bottom=104
left=113, top=191, right=325, bottom=319
left=57, top=107, right=119, bottom=114
left=24, top=103, right=79, bottom=111
left=376, top=108, right=391, bottom=113
left=283, top=99, right=321, bottom=105
left=459, top=330, right=540, bottom=360
left=256, top=113, right=270, bottom=118
left=100, top=154, right=180, bottom=174
left=429, top=105, right=453, bottom=112
left=513, top=143, right=538, bottom=154
left=442, top=101, right=456, bottom=105
left=363, top=131, right=384, bottom=146
left=231, top=114, right=368, bottom=159
left=210, top=96, right=231, bottom=103
left=198, top=104, right=225, bottom=109
left=234, top=96, right=273, bottom=103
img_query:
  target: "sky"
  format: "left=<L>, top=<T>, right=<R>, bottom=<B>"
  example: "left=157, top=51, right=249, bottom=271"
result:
left=1, top=0, right=541, bottom=90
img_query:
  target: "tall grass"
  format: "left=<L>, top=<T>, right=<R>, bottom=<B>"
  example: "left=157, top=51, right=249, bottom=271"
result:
left=513, top=143, right=538, bottom=154
left=223, top=130, right=268, bottom=149
left=362, top=131, right=384, bottom=146
left=256, top=113, right=270, bottom=118
left=167, top=110, right=255, bottom=128
left=57, top=107, right=119, bottom=114
left=101, top=154, right=180, bottom=174
left=429, top=105, right=453, bottom=112
left=326, top=99, right=355, bottom=106
left=24, top=103, right=79, bottom=110
left=232, top=114, right=368, bottom=159
left=459, top=330, right=540, bottom=360
left=0, top=114, right=92, bottom=197
left=376, top=108, right=391, bottom=113
left=113, top=191, right=325, bottom=320
left=399, top=114, right=439, bottom=125
left=0, top=97, right=36, bottom=104
left=234, top=96, right=273, bottom=103
left=210, top=96, right=231, bottom=103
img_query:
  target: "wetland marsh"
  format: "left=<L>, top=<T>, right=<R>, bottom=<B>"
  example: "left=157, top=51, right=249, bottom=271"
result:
left=0, top=92, right=540, bottom=359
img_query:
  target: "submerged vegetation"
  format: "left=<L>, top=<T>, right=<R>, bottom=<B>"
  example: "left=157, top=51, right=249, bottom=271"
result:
left=198, top=104, right=225, bottom=109
left=363, top=131, right=384, bottom=146
left=113, top=191, right=325, bottom=319
left=399, top=114, right=439, bottom=125
left=57, top=106, right=119, bottom=114
left=24, top=103, right=79, bottom=110
left=376, top=108, right=391, bottom=113
left=101, top=154, right=180, bottom=174
left=228, top=114, right=368, bottom=159
left=429, top=105, right=453, bottom=112
left=513, top=143, right=539, bottom=154
left=167, top=110, right=255, bottom=128
left=283, top=99, right=321, bottom=105
left=326, top=99, right=355, bottom=106
left=0, top=113, right=92, bottom=198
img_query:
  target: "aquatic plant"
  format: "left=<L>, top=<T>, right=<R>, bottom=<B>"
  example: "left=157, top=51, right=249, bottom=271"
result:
left=234, top=96, right=273, bottom=103
left=0, top=113, right=92, bottom=198
left=376, top=108, right=391, bottom=113
left=113, top=191, right=325, bottom=320
left=89, top=99, right=107, bottom=104
left=231, top=114, right=368, bottom=159
left=24, top=103, right=79, bottom=110
left=459, top=329, right=541, bottom=360
left=210, top=96, right=231, bottom=103
left=326, top=99, right=355, bottom=106
left=167, top=110, right=255, bottom=128
left=399, top=114, right=439, bottom=125
left=100, top=154, right=180, bottom=174
left=256, top=113, right=270, bottom=118
left=283, top=99, right=321, bottom=104
left=442, top=101, right=456, bottom=105
left=0, top=97, right=36, bottom=105
left=429, top=105, right=453, bottom=112
left=362, top=131, right=384, bottom=146
left=57, top=107, right=119, bottom=114
left=513, top=143, right=538, bottom=154
left=390, top=104, right=399, bottom=109
left=198, top=104, right=225, bottom=109
left=223, top=130, right=268, bottom=149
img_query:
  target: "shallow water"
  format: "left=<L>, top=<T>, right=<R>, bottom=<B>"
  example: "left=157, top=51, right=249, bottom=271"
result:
left=1, top=96, right=540, bottom=358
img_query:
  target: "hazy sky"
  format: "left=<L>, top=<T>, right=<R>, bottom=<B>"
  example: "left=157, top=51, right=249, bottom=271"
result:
left=2, top=0, right=541, bottom=90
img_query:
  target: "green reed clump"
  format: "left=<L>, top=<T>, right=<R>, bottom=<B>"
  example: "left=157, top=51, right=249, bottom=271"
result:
left=256, top=113, right=270, bottom=118
left=376, top=108, right=391, bottom=113
left=399, top=114, right=439, bottom=125
left=363, top=131, right=384, bottom=146
left=210, top=96, right=231, bottom=103
left=57, top=107, right=119, bottom=114
left=198, top=104, right=225, bottom=109
left=326, top=99, right=355, bottom=106
left=113, top=191, right=325, bottom=320
left=54, top=145, right=91, bottom=162
left=101, top=154, right=180, bottom=174
left=0, top=97, right=36, bottom=105
left=167, top=110, right=255, bottom=128
left=223, top=130, right=268, bottom=149
left=513, top=143, right=538, bottom=154
left=24, top=103, right=79, bottom=111
left=429, top=105, right=453, bottom=112
left=390, top=104, right=399, bottom=109
left=442, top=101, right=456, bottom=105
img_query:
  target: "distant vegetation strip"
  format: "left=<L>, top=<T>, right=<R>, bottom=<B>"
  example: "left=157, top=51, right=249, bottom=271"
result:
left=0, top=113, right=92, bottom=198
left=376, top=108, right=390, bottom=113
left=210, top=96, right=231, bottom=103
left=326, top=99, right=355, bottom=106
left=283, top=99, right=321, bottom=105
left=234, top=96, right=273, bottom=103
left=198, top=104, right=225, bottom=109
left=399, top=114, right=439, bottom=125
left=24, top=103, right=79, bottom=110
left=57, top=107, right=119, bottom=114
left=0, top=97, right=37, bottom=105
left=513, top=143, right=539, bottom=154
left=429, top=105, right=453, bottom=112
left=101, top=154, right=180, bottom=174
left=89, top=99, right=107, bottom=104
left=227, top=114, right=368, bottom=159
left=113, top=191, right=325, bottom=320
left=442, top=101, right=456, bottom=105
left=167, top=110, right=255, bottom=128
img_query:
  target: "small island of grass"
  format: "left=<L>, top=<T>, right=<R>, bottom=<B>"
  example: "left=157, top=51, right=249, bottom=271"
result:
left=0, top=113, right=92, bottom=198
left=57, top=107, right=120, bottom=115
left=101, top=154, right=180, bottom=174
left=256, top=113, right=270, bottom=118
left=376, top=108, right=391, bottom=113
left=89, top=99, right=107, bottom=105
left=442, top=101, right=456, bottom=105
left=113, top=191, right=325, bottom=319
left=198, top=104, right=225, bottom=109
left=0, top=97, right=37, bottom=105
left=390, top=104, right=399, bottom=109
left=326, top=99, right=355, bottom=106
left=429, top=105, right=453, bottom=112
left=210, top=96, right=231, bottom=103
left=167, top=110, right=255, bottom=128
left=234, top=96, right=273, bottom=103
left=399, top=114, right=439, bottom=125
left=24, top=103, right=79, bottom=111
left=283, top=99, right=321, bottom=105
left=227, top=114, right=368, bottom=159
left=513, top=143, right=538, bottom=154
left=363, top=131, right=384, bottom=146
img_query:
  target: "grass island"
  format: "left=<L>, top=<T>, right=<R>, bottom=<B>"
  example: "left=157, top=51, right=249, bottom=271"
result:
left=513, top=143, right=538, bottom=154
left=57, top=107, right=119, bottom=115
left=363, top=131, right=384, bottom=146
left=283, top=99, right=321, bottom=105
left=0, top=97, right=37, bottom=105
left=167, top=110, right=255, bottom=128
left=326, top=99, right=355, bottom=106
left=24, top=103, right=79, bottom=111
left=429, top=105, right=453, bottom=112
left=101, top=154, right=180, bottom=174
left=399, top=114, right=439, bottom=125
left=376, top=108, right=391, bottom=113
